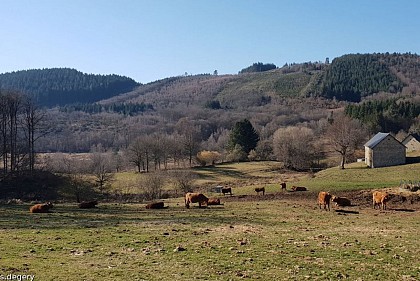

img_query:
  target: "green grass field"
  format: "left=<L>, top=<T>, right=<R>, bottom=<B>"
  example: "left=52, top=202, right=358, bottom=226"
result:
left=1, top=161, right=420, bottom=280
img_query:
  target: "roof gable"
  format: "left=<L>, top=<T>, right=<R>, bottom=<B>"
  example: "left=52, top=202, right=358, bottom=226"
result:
left=365, top=132, right=405, bottom=149
left=402, top=133, right=420, bottom=144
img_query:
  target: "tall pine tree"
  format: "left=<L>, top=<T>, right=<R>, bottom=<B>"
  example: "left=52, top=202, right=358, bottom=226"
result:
left=228, top=119, right=259, bottom=155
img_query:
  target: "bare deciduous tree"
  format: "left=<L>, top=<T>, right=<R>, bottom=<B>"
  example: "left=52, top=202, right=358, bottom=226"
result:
left=169, top=169, right=196, bottom=195
left=272, top=126, right=315, bottom=171
left=326, top=114, right=367, bottom=169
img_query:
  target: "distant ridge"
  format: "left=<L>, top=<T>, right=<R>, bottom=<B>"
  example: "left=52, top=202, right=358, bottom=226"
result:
left=0, top=68, right=140, bottom=107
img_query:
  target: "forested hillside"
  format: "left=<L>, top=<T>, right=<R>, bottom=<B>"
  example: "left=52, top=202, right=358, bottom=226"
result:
left=1, top=53, right=419, bottom=158
left=0, top=68, right=140, bottom=107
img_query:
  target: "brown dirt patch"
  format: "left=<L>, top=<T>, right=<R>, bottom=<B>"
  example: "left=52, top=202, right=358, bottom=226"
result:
left=219, top=188, right=420, bottom=211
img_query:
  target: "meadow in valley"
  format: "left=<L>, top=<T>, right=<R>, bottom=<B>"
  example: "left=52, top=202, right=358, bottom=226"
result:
left=1, top=161, right=419, bottom=281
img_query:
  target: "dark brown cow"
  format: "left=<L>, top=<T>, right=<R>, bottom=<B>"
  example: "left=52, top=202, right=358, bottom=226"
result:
left=291, top=186, right=307, bottom=191
left=331, top=196, right=351, bottom=207
left=145, top=202, right=165, bottom=209
left=255, top=187, right=265, bottom=195
left=207, top=198, right=221, bottom=205
left=372, top=191, right=390, bottom=210
left=318, top=191, right=332, bottom=211
left=185, top=192, right=209, bottom=208
left=78, top=200, right=98, bottom=209
left=280, top=182, right=287, bottom=191
left=221, top=187, right=232, bottom=196
left=29, top=202, right=53, bottom=213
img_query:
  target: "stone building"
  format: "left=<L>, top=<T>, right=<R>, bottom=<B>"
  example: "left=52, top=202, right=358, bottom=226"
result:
left=402, top=133, right=420, bottom=152
left=364, top=132, right=406, bottom=168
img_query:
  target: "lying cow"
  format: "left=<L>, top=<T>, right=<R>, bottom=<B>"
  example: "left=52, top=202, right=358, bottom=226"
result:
left=78, top=200, right=98, bottom=209
left=292, top=186, right=307, bottom=191
left=145, top=202, right=165, bottom=209
left=331, top=196, right=351, bottom=207
left=185, top=192, right=209, bottom=208
left=318, top=191, right=332, bottom=211
left=207, top=198, right=221, bottom=205
left=29, top=202, right=53, bottom=213
left=280, top=182, right=287, bottom=191
left=372, top=191, right=389, bottom=210
left=221, top=187, right=232, bottom=196
left=255, top=187, right=265, bottom=195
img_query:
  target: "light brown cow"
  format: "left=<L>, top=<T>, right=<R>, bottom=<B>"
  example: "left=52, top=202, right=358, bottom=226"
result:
left=185, top=192, right=209, bottom=208
left=221, top=187, right=232, bottom=196
left=207, top=198, right=221, bottom=205
left=372, top=191, right=390, bottom=210
left=292, top=186, right=307, bottom=191
left=280, top=182, right=287, bottom=191
left=255, top=187, right=265, bottom=195
left=78, top=200, right=98, bottom=209
left=145, top=202, right=165, bottom=209
left=331, top=196, right=351, bottom=207
left=318, top=192, right=332, bottom=211
left=29, top=202, right=53, bottom=213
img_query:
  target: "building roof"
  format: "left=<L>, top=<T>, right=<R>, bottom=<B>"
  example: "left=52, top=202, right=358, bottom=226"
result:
left=402, top=133, right=420, bottom=144
left=364, top=132, right=400, bottom=149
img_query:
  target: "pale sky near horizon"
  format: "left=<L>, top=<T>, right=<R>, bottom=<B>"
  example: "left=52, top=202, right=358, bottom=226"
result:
left=1, top=0, right=419, bottom=83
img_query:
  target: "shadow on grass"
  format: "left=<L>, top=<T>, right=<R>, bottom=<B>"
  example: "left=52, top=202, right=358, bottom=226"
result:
left=0, top=203, right=263, bottom=230
left=335, top=209, right=360, bottom=214
left=194, top=166, right=249, bottom=181
left=388, top=208, right=416, bottom=212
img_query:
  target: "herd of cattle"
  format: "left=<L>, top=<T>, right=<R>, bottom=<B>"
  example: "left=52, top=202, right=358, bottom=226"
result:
left=28, top=183, right=392, bottom=213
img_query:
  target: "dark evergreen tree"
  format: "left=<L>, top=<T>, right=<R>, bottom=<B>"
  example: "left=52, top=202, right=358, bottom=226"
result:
left=228, top=119, right=259, bottom=155
left=239, top=62, right=277, bottom=74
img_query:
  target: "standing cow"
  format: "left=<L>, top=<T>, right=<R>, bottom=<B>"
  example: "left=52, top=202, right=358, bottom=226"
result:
left=221, top=187, right=232, bottom=196
left=318, top=191, right=332, bottom=211
left=185, top=192, right=209, bottom=208
left=280, top=182, right=287, bottom=191
left=255, top=187, right=265, bottom=195
left=372, top=191, right=390, bottom=210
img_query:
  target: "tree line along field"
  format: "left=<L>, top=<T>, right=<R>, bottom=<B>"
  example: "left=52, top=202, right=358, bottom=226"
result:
left=1, top=162, right=420, bottom=280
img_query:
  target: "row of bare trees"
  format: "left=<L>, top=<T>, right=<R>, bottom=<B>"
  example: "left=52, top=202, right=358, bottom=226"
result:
left=0, top=90, right=46, bottom=176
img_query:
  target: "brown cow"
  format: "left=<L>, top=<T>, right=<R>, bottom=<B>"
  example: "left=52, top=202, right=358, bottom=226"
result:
left=78, top=200, right=98, bottom=209
left=221, top=187, right=232, bottom=196
left=185, top=192, right=209, bottom=208
left=255, top=187, right=265, bottom=195
left=331, top=196, right=351, bottom=207
left=207, top=198, right=221, bottom=205
left=372, top=191, right=390, bottom=210
left=280, top=182, right=287, bottom=191
left=29, top=202, right=53, bottom=213
left=318, top=191, right=332, bottom=211
left=292, top=186, right=307, bottom=191
left=145, top=202, right=165, bottom=209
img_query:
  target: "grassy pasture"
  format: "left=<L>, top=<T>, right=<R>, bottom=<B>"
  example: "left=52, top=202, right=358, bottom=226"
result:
left=1, top=198, right=419, bottom=280
left=1, top=161, right=420, bottom=280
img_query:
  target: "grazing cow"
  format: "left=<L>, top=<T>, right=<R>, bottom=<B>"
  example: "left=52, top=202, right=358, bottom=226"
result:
left=78, top=200, right=98, bottom=209
left=372, top=191, right=390, bottom=210
left=145, top=201, right=165, bottom=209
left=185, top=192, right=209, bottom=208
left=255, top=187, right=265, bottom=195
left=221, top=187, right=232, bottom=196
left=291, top=186, right=307, bottom=191
left=280, top=182, right=287, bottom=191
left=318, top=191, right=332, bottom=211
left=207, top=198, right=221, bottom=205
left=29, top=202, right=53, bottom=213
left=331, top=196, right=351, bottom=207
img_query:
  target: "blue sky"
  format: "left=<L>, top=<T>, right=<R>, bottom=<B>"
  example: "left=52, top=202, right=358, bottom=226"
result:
left=1, top=0, right=419, bottom=83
